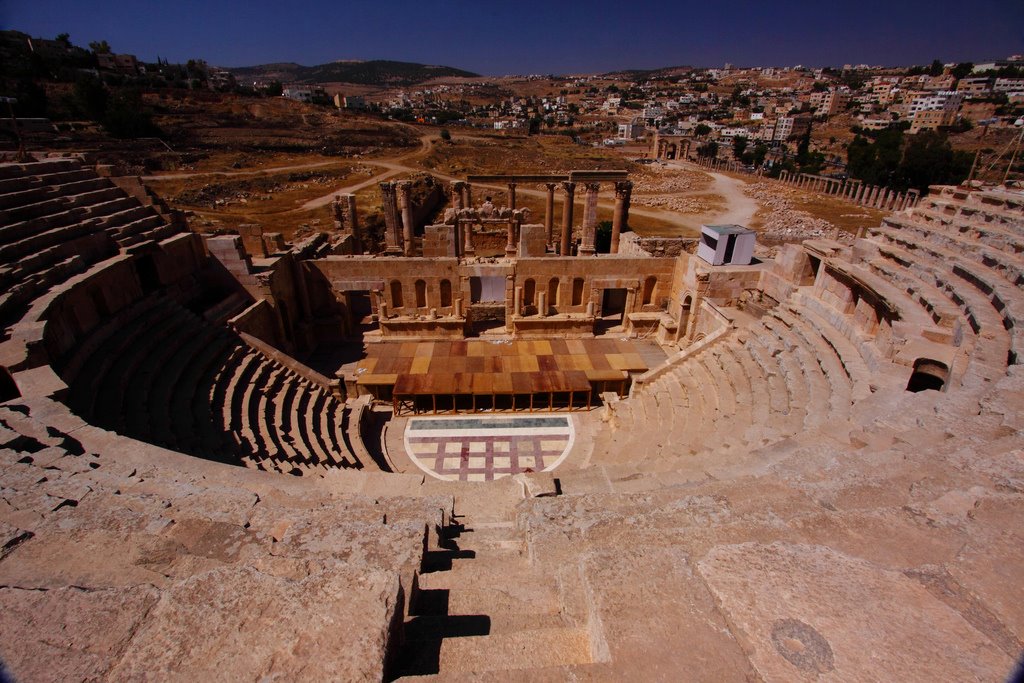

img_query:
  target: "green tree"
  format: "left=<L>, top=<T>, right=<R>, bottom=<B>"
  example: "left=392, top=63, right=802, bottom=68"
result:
left=796, top=124, right=812, bottom=164
left=694, top=123, right=711, bottom=137
left=697, top=141, right=719, bottom=159
left=894, top=130, right=971, bottom=192
left=439, top=128, right=451, bottom=141
left=103, top=89, right=160, bottom=138
left=89, top=40, right=112, bottom=54
left=55, top=33, right=71, bottom=47
left=72, top=75, right=108, bottom=120
left=752, top=143, right=768, bottom=167
left=928, top=59, right=944, bottom=77
left=951, top=62, right=974, bottom=80
left=732, top=135, right=748, bottom=159
left=12, top=80, right=48, bottom=118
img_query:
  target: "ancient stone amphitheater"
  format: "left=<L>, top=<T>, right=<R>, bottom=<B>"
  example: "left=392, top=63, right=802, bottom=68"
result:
left=0, top=156, right=1021, bottom=681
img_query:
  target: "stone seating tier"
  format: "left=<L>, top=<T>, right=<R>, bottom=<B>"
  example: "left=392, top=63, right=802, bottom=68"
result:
left=870, top=225, right=1024, bottom=365
left=592, top=296, right=879, bottom=468
left=0, top=159, right=183, bottom=342
left=58, top=297, right=360, bottom=475
left=0, top=396, right=449, bottom=682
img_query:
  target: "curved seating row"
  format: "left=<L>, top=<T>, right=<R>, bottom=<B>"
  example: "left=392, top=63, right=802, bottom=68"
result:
left=0, top=158, right=180, bottom=334
left=58, top=296, right=360, bottom=476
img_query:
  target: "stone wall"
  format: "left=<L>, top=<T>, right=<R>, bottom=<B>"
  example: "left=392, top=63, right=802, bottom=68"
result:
left=513, top=256, right=676, bottom=317
left=618, top=232, right=695, bottom=258
left=308, top=257, right=463, bottom=318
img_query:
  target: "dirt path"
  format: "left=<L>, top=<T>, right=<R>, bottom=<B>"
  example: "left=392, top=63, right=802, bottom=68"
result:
left=298, top=132, right=436, bottom=211
left=142, top=159, right=349, bottom=181
left=667, top=161, right=759, bottom=227
left=298, top=134, right=712, bottom=233
left=162, top=132, right=758, bottom=236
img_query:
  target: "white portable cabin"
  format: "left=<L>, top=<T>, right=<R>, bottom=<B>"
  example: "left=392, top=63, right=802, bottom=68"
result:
left=697, top=224, right=756, bottom=266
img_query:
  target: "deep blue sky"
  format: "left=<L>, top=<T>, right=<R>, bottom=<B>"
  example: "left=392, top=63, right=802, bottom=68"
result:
left=3, top=0, right=1022, bottom=75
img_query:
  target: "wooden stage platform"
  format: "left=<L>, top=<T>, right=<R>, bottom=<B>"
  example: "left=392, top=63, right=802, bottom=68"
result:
left=354, top=339, right=658, bottom=415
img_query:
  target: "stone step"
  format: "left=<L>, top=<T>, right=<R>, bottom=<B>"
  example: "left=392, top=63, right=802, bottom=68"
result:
left=406, top=612, right=572, bottom=645
left=436, top=627, right=592, bottom=674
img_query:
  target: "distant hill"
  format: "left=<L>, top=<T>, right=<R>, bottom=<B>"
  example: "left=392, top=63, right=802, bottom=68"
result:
left=227, top=59, right=479, bottom=86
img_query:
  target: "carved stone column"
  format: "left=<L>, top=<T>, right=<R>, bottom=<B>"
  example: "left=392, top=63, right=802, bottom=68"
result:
left=462, top=219, right=475, bottom=256
left=508, top=183, right=517, bottom=210
left=380, top=182, right=403, bottom=255
left=462, top=183, right=472, bottom=208
left=578, top=182, right=600, bottom=256
left=611, top=180, right=632, bottom=254
left=560, top=182, right=575, bottom=256
left=544, top=183, right=556, bottom=246
left=451, top=181, right=466, bottom=210
left=397, top=181, right=414, bottom=257
left=505, top=216, right=517, bottom=258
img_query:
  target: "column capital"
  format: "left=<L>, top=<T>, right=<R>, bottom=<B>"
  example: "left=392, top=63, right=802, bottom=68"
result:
left=614, top=180, right=634, bottom=198
left=561, top=181, right=576, bottom=194
left=583, top=181, right=601, bottom=193
left=545, top=183, right=557, bottom=192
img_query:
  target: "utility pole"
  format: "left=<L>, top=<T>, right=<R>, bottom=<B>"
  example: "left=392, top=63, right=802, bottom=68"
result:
left=1003, top=129, right=1022, bottom=186
left=0, top=97, right=27, bottom=162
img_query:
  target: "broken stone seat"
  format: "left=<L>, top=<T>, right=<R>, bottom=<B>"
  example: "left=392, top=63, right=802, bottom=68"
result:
left=825, top=258, right=953, bottom=346
left=597, top=319, right=831, bottom=466
left=869, top=226, right=1024, bottom=365
left=866, top=229, right=1020, bottom=388
left=0, top=183, right=123, bottom=225
left=0, top=166, right=96, bottom=197
left=761, top=312, right=849, bottom=427
left=867, top=257, right=963, bottom=330
left=870, top=240, right=1012, bottom=386
left=885, top=214, right=1024, bottom=287
left=0, top=175, right=113, bottom=213
left=912, top=206, right=1024, bottom=252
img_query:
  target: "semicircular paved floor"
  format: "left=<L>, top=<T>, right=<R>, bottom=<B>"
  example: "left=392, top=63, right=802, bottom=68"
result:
left=403, top=415, right=575, bottom=482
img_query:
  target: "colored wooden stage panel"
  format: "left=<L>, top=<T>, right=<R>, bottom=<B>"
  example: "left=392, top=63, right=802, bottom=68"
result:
left=393, top=371, right=590, bottom=396
left=356, top=339, right=651, bottom=380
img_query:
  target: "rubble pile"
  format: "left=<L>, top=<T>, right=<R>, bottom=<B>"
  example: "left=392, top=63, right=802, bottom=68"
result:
left=633, top=168, right=710, bottom=195
left=745, top=182, right=843, bottom=242
left=630, top=194, right=716, bottom=214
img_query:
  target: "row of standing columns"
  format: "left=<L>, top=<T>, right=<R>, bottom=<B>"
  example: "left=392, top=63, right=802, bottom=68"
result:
left=776, top=170, right=920, bottom=212
left=453, top=179, right=633, bottom=257
left=694, top=156, right=761, bottom=175
left=380, top=180, right=417, bottom=256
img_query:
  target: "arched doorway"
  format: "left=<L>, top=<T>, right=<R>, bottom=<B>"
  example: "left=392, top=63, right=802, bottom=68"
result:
left=678, top=294, right=693, bottom=341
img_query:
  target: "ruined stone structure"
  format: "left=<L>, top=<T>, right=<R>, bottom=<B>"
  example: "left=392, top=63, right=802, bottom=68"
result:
left=651, top=129, right=693, bottom=160
left=776, top=170, right=921, bottom=211
left=0, top=155, right=1022, bottom=681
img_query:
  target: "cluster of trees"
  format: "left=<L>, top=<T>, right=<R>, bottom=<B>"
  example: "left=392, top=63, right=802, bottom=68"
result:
left=70, top=76, right=160, bottom=138
left=906, top=59, right=1022, bottom=80
left=846, top=127, right=972, bottom=192
left=731, top=135, right=769, bottom=168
